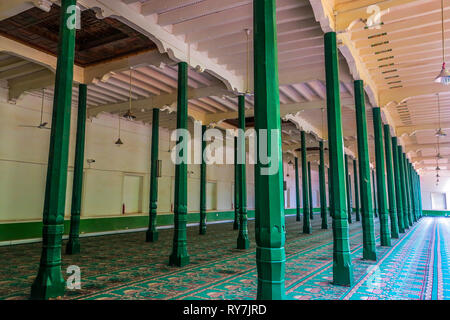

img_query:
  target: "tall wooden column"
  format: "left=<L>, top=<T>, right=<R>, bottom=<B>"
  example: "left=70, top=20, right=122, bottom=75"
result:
left=372, top=169, right=378, bottom=218
left=324, top=32, right=353, bottom=286
left=402, top=153, right=412, bottom=227
left=354, top=80, right=376, bottom=261
left=169, top=62, right=190, bottom=267
left=254, top=0, right=286, bottom=299
left=319, top=141, right=328, bottom=229
left=31, top=0, right=77, bottom=300
left=146, top=108, right=160, bottom=242
left=237, top=95, right=249, bottom=249
left=308, top=161, right=314, bottom=220
left=353, top=159, right=360, bottom=222
left=295, top=157, right=301, bottom=222
left=408, top=161, right=417, bottom=223
left=328, top=166, right=332, bottom=217
left=398, top=147, right=409, bottom=230
left=301, top=131, right=311, bottom=234
left=372, top=107, right=391, bottom=246
left=199, top=125, right=207, bottom=235
left=233, top=136, right=240, bottom=230
left=383, top=125, right=399, bottom=239
left=344, top=155, right=353, bottom=224
left=391, top=137, right=405, bottom=233
left=66, top=84, right=87, bottom=254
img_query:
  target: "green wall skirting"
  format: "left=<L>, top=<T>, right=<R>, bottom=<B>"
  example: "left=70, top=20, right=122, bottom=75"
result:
left=423, top=210, right=450, bottom=217
left=0, top=208, right=323, bottom=243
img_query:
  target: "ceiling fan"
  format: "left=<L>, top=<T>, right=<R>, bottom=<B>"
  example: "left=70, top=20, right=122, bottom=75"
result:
left=19, top=89, right=51, bottom=130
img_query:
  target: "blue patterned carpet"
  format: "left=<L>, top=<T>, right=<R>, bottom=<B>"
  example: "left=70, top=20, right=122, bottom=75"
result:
left=0, top=216, right=448, bottom=300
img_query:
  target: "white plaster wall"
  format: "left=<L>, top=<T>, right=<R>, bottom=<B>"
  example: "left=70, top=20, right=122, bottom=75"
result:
left=0, top=88, right=303, bottom=223
left=420, top=175, right=450, bottom=210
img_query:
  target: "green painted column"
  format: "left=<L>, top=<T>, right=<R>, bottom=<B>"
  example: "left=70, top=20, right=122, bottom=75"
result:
left=372, top=169, right=378, bottom=218
left=398, top=147, right=409, bottom=230
left=199, top=125, right=207, bottom=235
left=66, top=84, right=86, bottom=254
left=324, top=32, right=353, bottom=286
left=301, top=131, right=311, bottom=234
left=354, top=80, right=376, bottom=261
left=402, top=153, right=412, bottom=227
left=308, top=161, right=314, bottom=220
left=253, top=0, right=286, bottom=300
left=391, top=137, right=405, bottom=233
left=328, top=166, right=332, bottom=217
left=233, top=136, right=240, bottom=230
left=146, top=108, right=160, bottom=242
left=383, top=125, right=399, bottom=239
left=31, top=0, right=77, bottom=300
left=418, top=172, right=423, bottom=218
left=408, top=161, right=417, bottom=223
left=295, top=157, right=301, bottom=222
left=353, top=159, right=360, bottom=222
left=344, top=155, right=353, bottom=224
left=413, top=168, right=419, bottom=221
left=319, top=141, right=328, bottom=229
left=169, top=62, right=190, bottom=267
left=372, top=107, right=391, bottom=246
left=237, top=95, right=249, bottom=249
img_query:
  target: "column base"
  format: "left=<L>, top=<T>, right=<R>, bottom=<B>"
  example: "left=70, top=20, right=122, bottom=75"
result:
left=233, top=222, right=239, bottom=230
left=321, top=224, right=328, bottom=230
left=362, top=249, right=377, bottom=261
left=332, top=262, right=353, bottom=287
left=65, top=239, right=80, bottom=255
left=30, top=265, right=65, bottom=300
left=169, top=253, right=190, bottom=267
left=256, top=247, right=286, bottom=300
left=237, top=235, right=250, bottom=250
left=303, top=226, right=312, bottom=234
left=296, top=215, right=301, bottom=222
left=380, top=236, right=391, bottom=247
left=199, top=227, right=206, bottom=235
left=145, top=230, right=159, bottom=242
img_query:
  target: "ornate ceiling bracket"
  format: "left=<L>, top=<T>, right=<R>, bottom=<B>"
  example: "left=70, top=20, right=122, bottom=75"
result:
left=282, top=111, right=325, bottom=142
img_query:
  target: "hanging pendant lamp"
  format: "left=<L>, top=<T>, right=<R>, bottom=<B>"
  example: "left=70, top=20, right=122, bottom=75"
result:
left=123, top=68, right=136, bottom=120
left=435, top=0, right=450, bottom=84
left=244, top=28, right=254, bottom=96
left=115, top=112, right=124, bottom=146
left=436, top=94, right=447, bottom=137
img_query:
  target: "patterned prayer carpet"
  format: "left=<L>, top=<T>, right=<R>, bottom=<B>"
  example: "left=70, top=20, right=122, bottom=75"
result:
left=0, top=215, right=448, bottom=300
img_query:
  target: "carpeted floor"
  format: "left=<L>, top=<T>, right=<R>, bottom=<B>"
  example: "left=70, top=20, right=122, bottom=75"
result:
left=0, top=215, right=448, bottom=300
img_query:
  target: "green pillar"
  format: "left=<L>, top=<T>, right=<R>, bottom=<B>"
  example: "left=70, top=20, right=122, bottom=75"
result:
left=354, top=80, right=376, bottom=261
left=66, top=84, right=86, bottom=254
left=398, top=147, right=409, bottom=230
left=418, top=172, right=423, bottom=218
left=295, top=157, right=301, bottom=222
left=344, top=155, right=353, bottom=224
left=169, top=62, right=190, bottom=267
left=372, top=169, right=378, bottom=218
left=328, top=166, right=332, bottom=217
left=324, top=32, right=353, bottom=286
left=412, top=167, right=419, bottom=222
left=199, top=125, right=207, bottom=235
left=319, top=141, right=328, bottom=229
left=407, top=161, right=417, bottom=223
left=31, top=0, right=77, bottom=300
left=237, top=95, right=249, bottom=249
left=146, top=108, right=160, bottom=242
left=383, top=125, right=399, bottom=239
left=254, top=0, right=286, bottom=300
left=372, top=108, right=391, bottom=246
left=353, top=159, right=360, bottom=222
left=308, top=161, right=314, bottom=220
left=301, top=131, right=311, bottom=234
left=391, top=137, right=405, bottom=233
left=233, top=136, right=240, bottom=230
left=402, top=153, right=412, bottom=227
